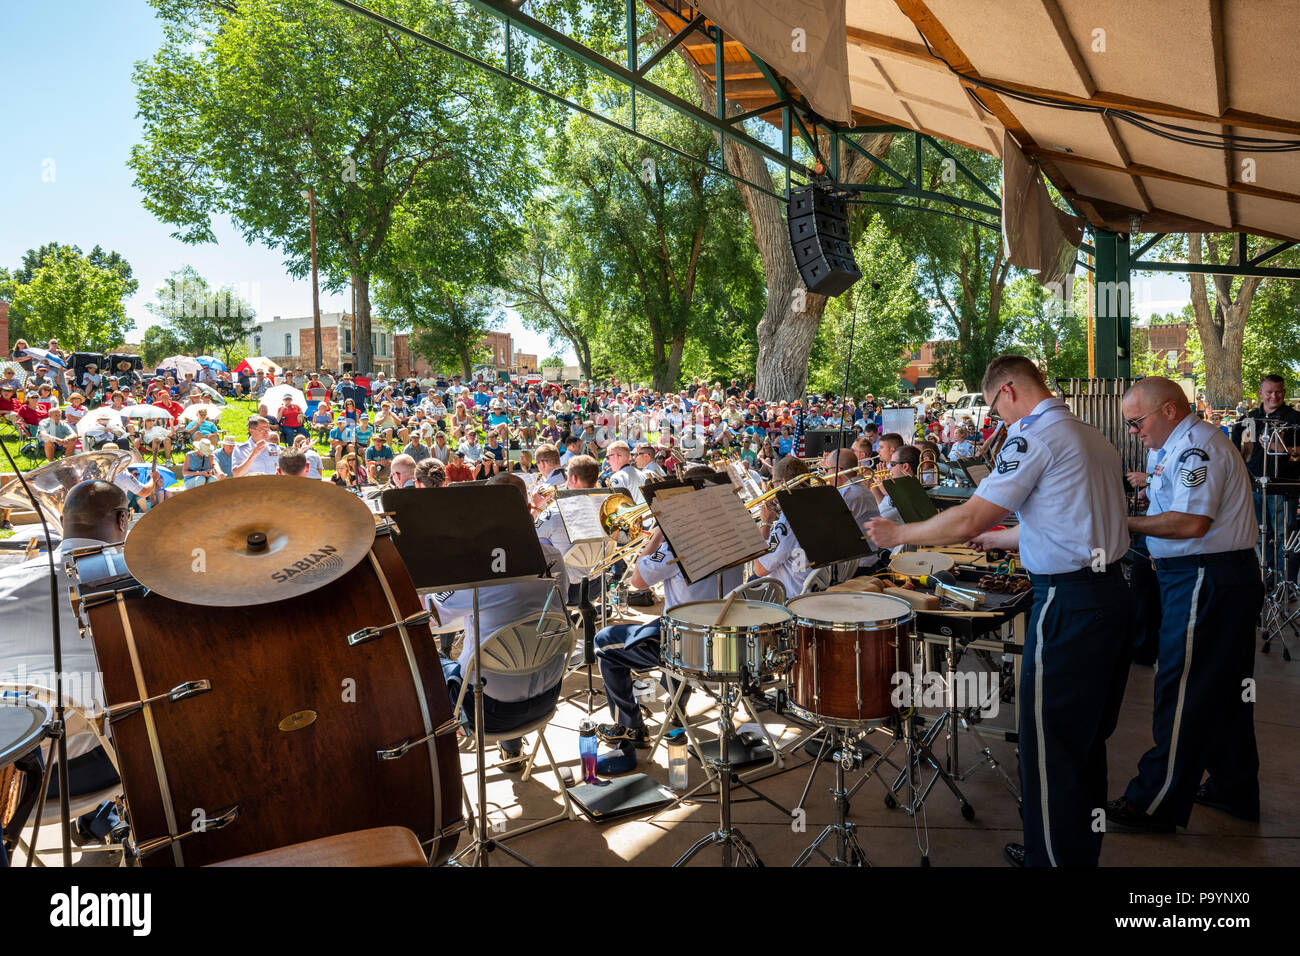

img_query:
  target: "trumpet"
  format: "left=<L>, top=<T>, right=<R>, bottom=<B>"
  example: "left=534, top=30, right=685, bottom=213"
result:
left=743, top=470, right=822, bottom=511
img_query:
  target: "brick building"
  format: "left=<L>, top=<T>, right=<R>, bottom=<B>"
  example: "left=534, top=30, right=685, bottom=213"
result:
left=1134, top=322, right=1196, bottom=377
left=0, top=301, right=9, bottom=356
left=247, top=312, right=395, bottom=374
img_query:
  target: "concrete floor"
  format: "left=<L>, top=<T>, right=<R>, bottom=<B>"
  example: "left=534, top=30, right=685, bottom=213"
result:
left=16, top=598, right=1299, bottom=868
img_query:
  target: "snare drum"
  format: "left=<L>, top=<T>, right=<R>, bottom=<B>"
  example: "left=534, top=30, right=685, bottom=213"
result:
left=786, top=591, right=913, bottom=727
left=661, top=599, right=794, bottom=682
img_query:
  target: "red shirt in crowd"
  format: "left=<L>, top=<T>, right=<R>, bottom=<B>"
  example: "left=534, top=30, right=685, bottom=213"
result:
left=18, top=403, right=45, bottom=427
left=279, top=403, right=303, bottom=428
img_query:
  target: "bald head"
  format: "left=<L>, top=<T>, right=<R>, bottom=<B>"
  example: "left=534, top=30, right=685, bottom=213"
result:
left=1123, top=376, right=1192, bottom=449
left=1126, top=376, right=1190, bottom=416
left=63, top=480, right=129, bottom=543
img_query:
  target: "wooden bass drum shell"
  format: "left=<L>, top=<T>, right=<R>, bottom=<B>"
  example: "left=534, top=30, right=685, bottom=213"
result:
left=85, top=533, right=461, bottom=866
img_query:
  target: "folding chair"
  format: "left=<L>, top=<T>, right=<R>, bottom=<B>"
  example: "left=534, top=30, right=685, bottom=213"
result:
left=451, top=608, right=578, bottom=847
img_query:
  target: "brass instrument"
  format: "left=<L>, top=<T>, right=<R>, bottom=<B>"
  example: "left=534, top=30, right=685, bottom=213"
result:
left=918, top=447, right=939, bottom=486
left=980, top=420, right=1008, bottom=467
left=598, top=492, right=652, bottom=535
left=588, top=531, right=652, bottom=576
left=743, top=470, right=822, bottom=511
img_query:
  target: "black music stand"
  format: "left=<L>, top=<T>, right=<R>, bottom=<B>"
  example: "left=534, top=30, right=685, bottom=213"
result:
left=380, top=484, right=556, bottom=867
left=774, top=484, right=874, bottom=569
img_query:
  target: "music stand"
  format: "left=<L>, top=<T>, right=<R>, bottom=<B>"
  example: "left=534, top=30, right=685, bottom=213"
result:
left=774, top=484, right=874, bottom=569
left=380, top=484, right=556, bottom=867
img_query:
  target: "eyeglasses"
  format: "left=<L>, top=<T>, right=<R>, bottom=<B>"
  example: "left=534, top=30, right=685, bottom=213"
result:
left=1125, top=403, right=1169, bottom=431
left=986, top=380, right=1012, bottom=421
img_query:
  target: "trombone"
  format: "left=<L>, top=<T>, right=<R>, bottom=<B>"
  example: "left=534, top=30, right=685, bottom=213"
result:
left=743, top=471, right=822, bottom=511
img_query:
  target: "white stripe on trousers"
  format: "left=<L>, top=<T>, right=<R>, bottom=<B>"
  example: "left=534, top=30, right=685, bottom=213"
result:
left=1035, top=586, right=1057, bottom=867
left=1146, top=566, right=1205, bottom=817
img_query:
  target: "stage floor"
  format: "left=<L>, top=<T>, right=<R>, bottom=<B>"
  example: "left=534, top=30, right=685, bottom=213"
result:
left=19, top=598, right=1299, bottom=868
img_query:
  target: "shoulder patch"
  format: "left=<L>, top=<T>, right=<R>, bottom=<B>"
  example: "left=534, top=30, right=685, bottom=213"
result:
left=434, top=590, right=455, bottom=602
left=1176, top=447, right=1210, bottom=465
left=1179, top=466, right=1209, bottom=488
left=996, top=436, right=1028, bottom=474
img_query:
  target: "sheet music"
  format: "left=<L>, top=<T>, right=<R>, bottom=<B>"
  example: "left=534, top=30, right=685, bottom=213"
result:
left=651, top=482, right=768, bottom=584
left=558, top=493, right=610, bottom=544
left=964, top=462, right=990, bottom=486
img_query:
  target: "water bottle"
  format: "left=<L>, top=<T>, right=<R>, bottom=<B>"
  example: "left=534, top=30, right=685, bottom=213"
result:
left=667, top=728, right=689, bottom=790
left=578, top=718, right=598, bottom=783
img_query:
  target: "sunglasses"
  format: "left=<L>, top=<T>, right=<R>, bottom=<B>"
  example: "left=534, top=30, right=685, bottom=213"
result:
left=1125, top=403, right=1169, bottom=431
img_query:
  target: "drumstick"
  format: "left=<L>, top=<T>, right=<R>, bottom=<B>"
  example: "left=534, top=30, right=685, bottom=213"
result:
left=713, top=589, right=740, bottom=627
left=922, top=609, right=999, bottom=617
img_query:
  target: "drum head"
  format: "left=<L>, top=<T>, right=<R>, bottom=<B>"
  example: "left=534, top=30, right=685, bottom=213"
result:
left=0, top=699, right=52, bottom=767
left=889, top=551, right=955, bottom=576
left=788, top=590, right=913, bottom=626
left=668, top=599, right=792, bottom=627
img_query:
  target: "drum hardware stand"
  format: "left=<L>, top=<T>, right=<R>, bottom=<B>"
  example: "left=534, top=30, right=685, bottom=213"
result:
left=793, top=728, right=872, bottom=867
left=794, top=723, right=900, bottom=814
left=126, top=804, right=240, bottom=861
left=917, top=633, right=1022, bottom=806
left=670, top=679, right=765, bottom=867
left=0, top=434, right=73, bottom=867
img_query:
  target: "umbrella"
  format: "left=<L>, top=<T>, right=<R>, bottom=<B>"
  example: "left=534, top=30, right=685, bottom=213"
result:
left=179, top=403, right=225, bottom=421
left=195, top=356, right=227, bottom=372
left=158, top=355, right=201, bottom=378
left=127, top=463, right=177, bottom=488
left=262, top=384, right=306, bottom=411
left=23, top=347, right=66, bottom=369
left=120, top=404, right=175, bottom=420
left=76, top=408, right=125, bottom=437
left=191, top=382, right=227, bottom=405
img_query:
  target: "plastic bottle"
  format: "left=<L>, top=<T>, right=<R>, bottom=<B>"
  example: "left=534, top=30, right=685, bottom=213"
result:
left=667, top=728, right=689, bottom=790
left=578, top=718, right=598, bottom=783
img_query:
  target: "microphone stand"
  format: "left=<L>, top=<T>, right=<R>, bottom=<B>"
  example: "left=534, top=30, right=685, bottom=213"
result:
left=0, top=430, right=72, bottom=867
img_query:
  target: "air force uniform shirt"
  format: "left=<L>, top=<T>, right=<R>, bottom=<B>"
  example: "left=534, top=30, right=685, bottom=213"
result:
left=839, top=481, right=881, bottom=565
left=608, top=463, right=645, bottom=504
left=630, top=539, right=744, bottom=647
left=430, top=574, right=566, bottom=703
left=763, top=514, right=810, bottom=598
left=973, top=398, right=1128, bottom=575
left=542, top=468, right=566, bottom=489
left=534, top=506, right=572, bottom=594
left=1143, top=414, right=1257, bottom=559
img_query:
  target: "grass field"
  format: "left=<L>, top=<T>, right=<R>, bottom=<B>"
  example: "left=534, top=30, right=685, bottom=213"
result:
left=1, top=395, right=335, bottom=487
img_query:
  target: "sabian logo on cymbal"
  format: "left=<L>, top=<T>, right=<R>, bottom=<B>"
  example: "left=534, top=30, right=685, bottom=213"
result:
left=271, top=544, right=343, bottom=583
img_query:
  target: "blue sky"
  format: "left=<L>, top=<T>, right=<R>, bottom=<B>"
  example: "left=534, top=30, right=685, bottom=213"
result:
left=2, top=1, right=1188, bottom=361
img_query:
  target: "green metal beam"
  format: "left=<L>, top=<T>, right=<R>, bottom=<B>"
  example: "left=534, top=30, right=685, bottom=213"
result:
left=634, top=11, right=703, bottom=77
left=922, top=135, right=1001, bottom=206
left=1132, top=259, right=1300, bottom=280
left=323, top=0, right=789, bottom=202
left=1131, top=233, right=1165, bottom=260
left=1249, top=240, right=1296, bottom=267
left=1094, top=230, right=1131, bottom=378
left=451, top=0, right=808, bottom=176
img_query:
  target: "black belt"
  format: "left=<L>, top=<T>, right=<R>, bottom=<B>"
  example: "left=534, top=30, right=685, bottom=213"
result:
left=1030, top=562, right=1125, bottom=586
left=1153, top=549, right=1256, bottom=571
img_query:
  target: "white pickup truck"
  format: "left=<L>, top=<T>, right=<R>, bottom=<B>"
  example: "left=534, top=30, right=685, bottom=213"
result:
left=948, top=392, right=995, bottom=429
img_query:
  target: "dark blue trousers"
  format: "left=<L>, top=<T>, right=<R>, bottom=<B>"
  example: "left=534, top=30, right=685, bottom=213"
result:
left=1020, top=567, right=1132, bottom=867
left=594, top=621, right=690, bottom=729
left=1122, top=550, right=1263, bottom=824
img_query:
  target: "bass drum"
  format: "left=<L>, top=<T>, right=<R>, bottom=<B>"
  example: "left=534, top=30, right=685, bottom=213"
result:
left=78, top=530, right=463, bottom=867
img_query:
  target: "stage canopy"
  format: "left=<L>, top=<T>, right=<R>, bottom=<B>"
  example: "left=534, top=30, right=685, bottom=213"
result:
left=649, top=0, right=1300, bottom=242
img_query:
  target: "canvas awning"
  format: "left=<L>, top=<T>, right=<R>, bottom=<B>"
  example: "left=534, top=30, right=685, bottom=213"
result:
left=648, top=0, right=1300, bottom=241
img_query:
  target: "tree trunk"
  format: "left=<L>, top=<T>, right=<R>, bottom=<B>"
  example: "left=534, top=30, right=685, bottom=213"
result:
left=666, top=333, right=686, bottom=392
left=680, top=60, right=893, bottom=401
left=1188, top=234, right=1260, bottom=408
left=459, top=348, right=472, bottom=381
left=352, top=270, right=373, bottom=374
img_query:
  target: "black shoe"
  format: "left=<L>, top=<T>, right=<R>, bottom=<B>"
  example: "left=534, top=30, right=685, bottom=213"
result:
left=596, top=723, right=650, bottom=748
left=0, top=519, right=13, bottom=531
left=1105, top=797, right=1175, bottom=833
left=1003, top=842, right=1025, bottom=867
left=70, top=821, right=102, bottom=848
left=497, top=745, right=528, bottom=772
left=1193, top=785, right=1259, bottom=822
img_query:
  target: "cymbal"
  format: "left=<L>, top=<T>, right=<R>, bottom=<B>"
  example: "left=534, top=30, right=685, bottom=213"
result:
left=124, top=476, right=376, bottom=606
left=889, top=551, right=955, bottom=577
